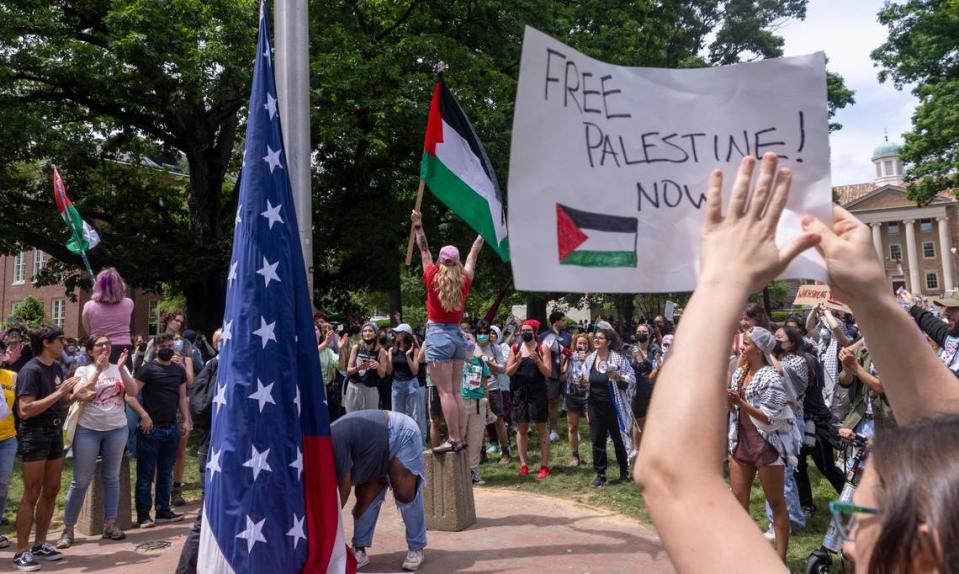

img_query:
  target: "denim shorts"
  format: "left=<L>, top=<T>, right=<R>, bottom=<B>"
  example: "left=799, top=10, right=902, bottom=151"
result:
left=425, top=322, right=467, bottom=362
left=387, top=411, right=425, bottom=484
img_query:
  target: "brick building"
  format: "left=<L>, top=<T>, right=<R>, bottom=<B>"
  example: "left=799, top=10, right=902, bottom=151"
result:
left=834, top=139, right=958, bottom=296
left=0, top=249, right=163, bottom=339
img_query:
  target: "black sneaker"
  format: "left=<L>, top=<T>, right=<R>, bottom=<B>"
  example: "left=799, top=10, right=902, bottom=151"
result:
left=591, top=475, right=607, bottom=489
left=12, top=551, right=40, bottom=571
left=155, top=509, right=185, bottom=524
left=136, top=512, right=155, bottom=529
left=171, top=487, right=186, bottom=507
left=31, top=543, right=63, bottom=561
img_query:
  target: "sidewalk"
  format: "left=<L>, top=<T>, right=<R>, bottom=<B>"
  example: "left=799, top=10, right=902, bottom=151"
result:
left=346, top=489, right=674, bottom=573
left=27, top=490, right=675, bottom=573
left=1, top=505, right=198, bottom=573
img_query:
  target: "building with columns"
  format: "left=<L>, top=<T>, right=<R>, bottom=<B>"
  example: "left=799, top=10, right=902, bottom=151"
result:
left=835, top=139, right=957, bottom=296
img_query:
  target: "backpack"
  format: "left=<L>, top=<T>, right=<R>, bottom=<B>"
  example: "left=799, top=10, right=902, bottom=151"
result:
left=189, top=357, right=219, bottom=428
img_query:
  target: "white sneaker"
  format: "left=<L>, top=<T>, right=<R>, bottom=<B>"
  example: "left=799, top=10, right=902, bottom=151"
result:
left=402, top=549, right=424, bottom=571
left=763, top=527, right=776, bottom=541
left=549, top=430, right=560, bottom=442
left=353, top=547, right=370, bottom=569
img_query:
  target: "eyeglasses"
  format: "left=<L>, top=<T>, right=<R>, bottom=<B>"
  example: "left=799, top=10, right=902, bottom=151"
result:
left=829, top=500, right=880, bottom=541
left=94, top=341, right=111, bottom=348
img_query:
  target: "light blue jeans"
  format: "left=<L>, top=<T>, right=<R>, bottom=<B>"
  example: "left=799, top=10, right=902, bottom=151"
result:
left=0, top=436, right=18, bottom=518
left=63, top=425, right=129, bottom=525
left=353, top=411, right=427, bottom=551
left=392, top=378, right=426, bottom=443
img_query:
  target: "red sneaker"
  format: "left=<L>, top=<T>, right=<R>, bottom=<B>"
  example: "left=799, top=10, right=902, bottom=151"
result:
left=536, top=465, right=551, bottom=480
left=518, top=465, right=529, bottom=477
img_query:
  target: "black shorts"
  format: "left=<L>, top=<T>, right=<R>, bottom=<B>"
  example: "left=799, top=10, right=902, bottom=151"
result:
left=546, top=378, right=564, bottom=401
left=18, top=423, right=64, bottom=462
left=632, top=381, right=654, bottom=419
left=488, top=388, right=504, bottom=417
left=428, top=386, right=443, bottom=420
left=511, top=381, right=548, bottom=423
left=564, top=393, right=588, bottom=417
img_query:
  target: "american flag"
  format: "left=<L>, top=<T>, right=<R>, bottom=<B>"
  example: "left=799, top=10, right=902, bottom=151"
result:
left=198, top=3, right=352, bottom=572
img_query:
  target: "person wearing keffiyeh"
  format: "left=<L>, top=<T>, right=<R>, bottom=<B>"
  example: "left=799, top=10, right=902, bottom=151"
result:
left=574, top=327, right=635, bottom=488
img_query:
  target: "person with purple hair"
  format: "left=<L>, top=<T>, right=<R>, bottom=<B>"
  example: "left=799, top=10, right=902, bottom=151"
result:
left=82, top=268, right=134, bottom=369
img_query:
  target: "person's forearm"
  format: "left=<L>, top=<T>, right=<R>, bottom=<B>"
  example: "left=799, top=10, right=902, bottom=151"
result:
left=415, top=225, right=432, bottom=266
left=20, top=391, right=66, bottom=419
left=849, top=294, right=959, bottom=423
left=464, top=235, right=484, bottom=276
left=738, top=401, right=771, bottom=425
left=805, top=311, right=820, bottom=341
left=180, top=397, right=192, bottom=427
left=638, top=278, right=748, bottom=477
left=910, top=305, right=949, bottom=347
left=125, top=395, right=148, bottom=419
left=859, top=372, right=883, bottom=396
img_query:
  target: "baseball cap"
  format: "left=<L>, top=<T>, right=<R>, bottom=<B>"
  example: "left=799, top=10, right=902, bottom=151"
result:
left=748, top=326, right=777, bottom=366
left=438, top=245, right=460, bottom=265
left=392, top=323, right=414, bottom=337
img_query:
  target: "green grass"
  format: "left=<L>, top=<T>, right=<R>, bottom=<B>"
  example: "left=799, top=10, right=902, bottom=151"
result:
left=0, top=424, right=839, bottom=572
left=477, top=417, right=841, bottom=573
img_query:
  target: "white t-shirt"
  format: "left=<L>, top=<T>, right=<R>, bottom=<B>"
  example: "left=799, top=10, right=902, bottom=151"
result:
left=74, top=364, right=129, bottom=431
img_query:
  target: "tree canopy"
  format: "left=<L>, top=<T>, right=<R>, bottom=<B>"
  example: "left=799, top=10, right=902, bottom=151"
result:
left=873, top=0, right=959, bottom=205
left=0, top=0, right=855, bottom=330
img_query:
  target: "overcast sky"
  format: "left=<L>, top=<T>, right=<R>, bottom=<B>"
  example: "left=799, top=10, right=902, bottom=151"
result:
left=779, top=0, right=917, bottom=186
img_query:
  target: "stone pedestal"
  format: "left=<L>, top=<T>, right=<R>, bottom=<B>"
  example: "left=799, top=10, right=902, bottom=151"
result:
left=423, top=449, right=476, bottom=532
left=77, top=457, right=133, bottom=535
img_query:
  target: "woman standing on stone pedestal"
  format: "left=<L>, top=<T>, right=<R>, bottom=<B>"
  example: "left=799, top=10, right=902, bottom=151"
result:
left=410, top=209, right=484, bottom=454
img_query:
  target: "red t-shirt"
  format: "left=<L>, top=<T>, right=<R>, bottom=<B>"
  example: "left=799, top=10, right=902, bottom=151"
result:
left=423, top=263, right=472, bottom=324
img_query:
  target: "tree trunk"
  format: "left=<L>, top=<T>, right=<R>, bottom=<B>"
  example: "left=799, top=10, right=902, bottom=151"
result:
left=387, top=263, right=402, bottom=326
left=525, top=293, right=547, bottom=324
left=184, top=274, right=227, bottom=338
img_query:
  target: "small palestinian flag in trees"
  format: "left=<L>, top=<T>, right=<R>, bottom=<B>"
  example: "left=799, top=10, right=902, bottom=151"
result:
left=556, top=203, right=637, bottom=268
left=420, top=80, right=509, bottom=262
left=52, top=165, right=100, bottom=255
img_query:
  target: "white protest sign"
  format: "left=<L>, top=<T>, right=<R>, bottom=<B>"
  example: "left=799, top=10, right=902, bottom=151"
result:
left=507, top=27, right=832, bottom=293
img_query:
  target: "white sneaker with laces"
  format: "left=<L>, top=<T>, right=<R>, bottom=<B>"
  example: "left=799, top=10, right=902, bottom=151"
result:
left=402, top=549, right=424, bottom=571
left=353, top=547, right=369, bottom=569
left=763, top=527, right=776, bottom=541
left=549, top=430, right=560, bottom=442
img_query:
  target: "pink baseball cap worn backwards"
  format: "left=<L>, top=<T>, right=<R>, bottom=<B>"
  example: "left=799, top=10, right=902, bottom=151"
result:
left=438, top=245, right=460, bottom=265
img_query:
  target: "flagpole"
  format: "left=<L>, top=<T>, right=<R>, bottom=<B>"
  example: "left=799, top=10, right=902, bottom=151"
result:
left=274, top=0, right=313, bottom=296
left=404, top=179, right=426, bottom=266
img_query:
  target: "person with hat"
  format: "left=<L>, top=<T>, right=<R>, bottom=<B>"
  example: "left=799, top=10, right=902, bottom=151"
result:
left=505, top=320, right=553, bottom=479
left=345, top=323, right=388, bottom=413
left=902, top=289, right=959, bottom=376
left=726, top=326, right=800, bottom=561
left=387, top=324, right=424, bottom=437
left=410, top=210, right=484, bottom=454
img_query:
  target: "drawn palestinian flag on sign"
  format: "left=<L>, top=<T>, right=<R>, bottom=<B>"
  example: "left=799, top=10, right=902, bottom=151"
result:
left=556, top=204, right=637, bottom=268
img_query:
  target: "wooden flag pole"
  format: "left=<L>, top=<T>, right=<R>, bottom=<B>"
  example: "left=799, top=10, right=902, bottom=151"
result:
left=405, top=179, right=426, bottom=266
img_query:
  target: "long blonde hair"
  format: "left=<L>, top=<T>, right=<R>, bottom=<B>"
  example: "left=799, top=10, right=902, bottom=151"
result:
left=434, top=263, right=465, bottom=312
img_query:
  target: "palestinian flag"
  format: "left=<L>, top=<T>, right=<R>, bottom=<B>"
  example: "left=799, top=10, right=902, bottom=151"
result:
left=556, top=203, right=637, bottom=268
left=420, top=80, right=509, bottom=262
left=52, top=166, right=100, bottom=254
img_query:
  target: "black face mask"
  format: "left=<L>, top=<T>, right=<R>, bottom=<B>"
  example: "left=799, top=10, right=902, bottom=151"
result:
left=157, top=348, right=175, bottom=362
left=521, top=332, right=534, bottom=343
left=637, top=334, right=649, bottom=343
left=378, top=336, right=388, bottom=345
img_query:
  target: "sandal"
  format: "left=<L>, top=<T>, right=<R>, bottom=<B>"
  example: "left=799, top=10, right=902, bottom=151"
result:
left=452, top=439, right=468, bottom=452
left=432, top=441, right=455, bottom=454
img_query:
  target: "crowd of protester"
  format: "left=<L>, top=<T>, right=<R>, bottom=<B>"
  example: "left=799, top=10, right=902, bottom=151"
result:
left=4, top=155, right=959, bottom=572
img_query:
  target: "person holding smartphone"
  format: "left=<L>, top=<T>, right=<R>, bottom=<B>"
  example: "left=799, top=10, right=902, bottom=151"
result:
left=581, top=328, right=635, bottom=488
left=344, top=323, right=387, bottom=413
left=564, top=333, right=592, bottom=467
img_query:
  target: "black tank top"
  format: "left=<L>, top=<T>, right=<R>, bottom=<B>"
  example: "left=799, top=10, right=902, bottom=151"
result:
left=511, top=344, right=545, bottom=388
left=391, top=349, right=415, bottom=380
left=351, top=346, right=381, bottom=388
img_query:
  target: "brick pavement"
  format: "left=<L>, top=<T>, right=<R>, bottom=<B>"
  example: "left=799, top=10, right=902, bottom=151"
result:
left=19, top=490, right=674, bottom=573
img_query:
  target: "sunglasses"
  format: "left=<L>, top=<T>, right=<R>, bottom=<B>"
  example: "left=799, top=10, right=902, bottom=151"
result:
left=829, top=500, right=880, bottom=541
